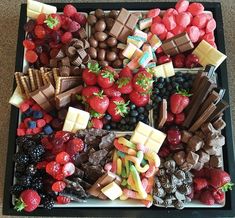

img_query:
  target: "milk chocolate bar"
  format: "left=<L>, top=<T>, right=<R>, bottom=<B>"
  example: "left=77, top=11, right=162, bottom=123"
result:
left=55, top=76, right=83, bottom=94
left=109, top=8, right=139, bottom=43
left=161, top=32, right=194, bottom=56
left=158, top=99, right=167, bottom=129
left=55, top=85, right=83, bottom=109
left=212, top=117, right=226, bottom=130
left=207, top=100, right=229, bottom=122
left=62, top=106, right=90, bottom=133
left=130, top=121, right=166, bottom=153
left=190, top=71, right=206, bottom=95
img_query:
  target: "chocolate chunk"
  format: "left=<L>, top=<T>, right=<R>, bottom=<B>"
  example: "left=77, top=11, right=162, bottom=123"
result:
left=198, top=150, right=210, bottom=163
left=99, top=132, right=116, bottom=150
left=203, top=145, right=221, bottom=156
left=195, top=131, right=205, bottom=139
left=206, top=133, right=225, bottom=147
left=212, top=117, right=226, bottom=130
left=83, top=164, right=104, bottom=184
left=181, top=130, right=192, bottom=143
left=201, top=122, right=217, bottom=134
left=186, top=151, right=199, bottom=166
left=89, top=149, right=108, bottom=165
left=207, top=100, right=229, bottom=122
left=180, top=162, right=193, bottom=172
left=173, top=151, right=186, bottom=166
left=209, top=155, right=223, bottom=168
left=187, top=135, right=204, bottom=152
left=192, top=161, right=204, bottom=171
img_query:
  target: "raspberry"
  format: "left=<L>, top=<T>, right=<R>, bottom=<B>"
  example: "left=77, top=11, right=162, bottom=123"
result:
left=164, top=8, right=178, bottom=17
left=194, top=178, right=208, bottom=191
left=156, top=46, right=163, bottom=54
left=41, top=137, right=53, bottom=150
left=158, top=146, right=170, bottom=158
left=192, top=13, right=208, bottom=29
left=73, top=13, right=87, bottom=26
left=23, top=39, right=35, bottom=50
left=176, top=12, right=191, bottom=28
left=39, top=52, right=49, bottom=65
left=37, top=13, right=46, bottom=25
left=54, top=171, right=65, bottom=180
left=150, top=22, right=166, bottom=35
left=187, top=3, right=204, bottom=16
left=34, top=25, right=46, bottom=39
left=26, top=128, right=33, bottom=135
left=173, top=54, right=185, bottom=68
left=19, top=122, right=26, bottom=129
left=61, top=16, right=73, bottom=31
left=66, top=138, right=84, bottom=156
left=57, top=196, right=71, bottom=204
left=25, top=50, right=38, bottom=63
left=162, top=15, right=176, bottom=31
left=46, top=161, right=61, bottom=176
left=175, top=0, right=189, bottom=13
left=31, top=104, right=41, bottom=111
left=61, top=32, right=72, bottom=44
left=63, top=4, right=77, bottom=17
left=147, top=8, right=160, bottom=18
left=62, top=162, right=75, bottom=177
left=67, top=21, right=80, bottom=32
left=158, top=28, right=168, bottom=41
left=172, top=25, right=185, bottom=35
left=49, top=42, right=62, bottom=49
left=199, top=190, right=215, bottom=205
left=153, top=16, right=162, bottom=23
left=186, top=26, right=200, bottom=43
left=199, top=29, right=206, bottom=40
left=192, top=168, right=210, bottom=179
left=52, top=181, right=66, bottom=192
left=206, top=18, right=216, bottom=33
left=54, top=131, right=71, bottom=143
left=44, top=114, right=53, bottom=123
left=32, top=127, right=42, bottom=134
left=56, top=151, right=70, bottom=165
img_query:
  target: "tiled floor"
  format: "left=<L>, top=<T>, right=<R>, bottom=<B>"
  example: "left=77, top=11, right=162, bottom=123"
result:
left=0, top=0, right=234, bottom=217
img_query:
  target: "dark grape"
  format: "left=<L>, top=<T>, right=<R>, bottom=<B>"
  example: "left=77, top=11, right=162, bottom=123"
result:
left=24, top=20, right=36, bottom=32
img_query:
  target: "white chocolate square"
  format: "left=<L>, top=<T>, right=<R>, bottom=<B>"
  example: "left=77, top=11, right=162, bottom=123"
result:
left=130, top=131, right=148, bottom=145
left=42, top=4, right=57, bottom=14
left=28, top=0, right=43, bottom=12
left=63, top=120, right=74, bottom=132
left=145, top=138, right=162, bottom=153
left=27, top=9, right=40, bottom=19
left=136, top=122, right=152, bottom=136
left=101, top=182, right=123, bottom=200
left=150, top=130, right=166, bottom=143
left=65, top=107, right=79, bottom=122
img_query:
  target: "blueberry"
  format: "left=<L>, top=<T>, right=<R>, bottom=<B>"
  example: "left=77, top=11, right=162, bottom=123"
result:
left=130, top=110, right=138, bottom=117
left=153, top=104, right=158, bottom=110
left=157, top=83, right=164, bottom=89
left=153, top=88, right=160, bottom=94
left=165, top=91, right=170, bottom=97
left=165, top=77, right=170, bottom=83
left=145, top=104, right=153, bottom=111
left=110, top=122, right=117, bottom=128
left=130, top=117, right=137, bottom=123
left=125, top=117, right=130, bottom=122
left=129, top=103, right=136, bottom=110
left=120, top=119, right=126, bottom=125
left=167, top=84, right=173, bottom=91
left=176, top=71, right=183, bottom=76
left=104, top=114, right=112, bottom=121
left=104, top=124, right=111, bottom=130
left=157, top=77, right=164, bottom=83
left=160, top=88, right=166, bottom=94
left=139, top=114, right=145, bottom=121
left=137, top=107, right=145, bottom=113
left=170, top=77, right=176, bottom=82
left=175, top=77, right=184, bottom=83
left=183, top=82, right=190, bottom=89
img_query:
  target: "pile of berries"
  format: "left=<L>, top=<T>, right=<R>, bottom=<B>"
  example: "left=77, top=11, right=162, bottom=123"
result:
left=23, top=4, right=87, bottom=67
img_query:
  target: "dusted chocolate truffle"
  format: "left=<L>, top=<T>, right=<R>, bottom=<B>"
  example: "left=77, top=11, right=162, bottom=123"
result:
left=89, top=37, right=98, bottom=48
left=109, top=10, right=118, bottom=19
left=95, top=9, right=105, bottom=19
left=106, top=51, right=117, bottom=62
left=87, top=47, right=97, bottom=59
left=97, top=49, right=106, bottom=61
left=87, top=14, right=97, bottom=26
left=95, top=20, right=106, bottom=32
left=106, top=37, right=117, bottom=47
left=95, top=32, right=108, bottom=42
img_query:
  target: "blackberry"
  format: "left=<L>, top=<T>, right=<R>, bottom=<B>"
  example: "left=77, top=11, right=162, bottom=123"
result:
left=15, top=164, right=26, bottom=173
left=26, top=164, right=37, bottom=176
left=17, top=175, right=32, bottom=187
left=28, top=144, right=45, bottom=162
left=42, top=196, right=55, bottom=209
left=14, top=152, right=29, bottom=165
left=22, top=139, right=37, bottom=153
left=16, top=137, right=28, bottom=151
left=137, top=107, right=145, bottom=113
left=31, top=177, right=43, bottom=190
left=11, top=184, right=24, bottom=196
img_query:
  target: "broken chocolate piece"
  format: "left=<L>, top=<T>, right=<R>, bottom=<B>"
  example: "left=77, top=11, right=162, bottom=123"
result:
left=212, top=117, right=226, bottom=130
left=89, top=149, right=108, bottom=165
left=197, top=150, right=210, bottom=163
left=173, top=151, right=186, bottom=166
left=180, top=162, right=193, bottom=172
left=203, top=145, right=221, bottom=156
left=99, top=132, right=116, bottom=150
left=187, top=135, right=204, bottom=152
left=181, top=130, right=192, bottom=143
left=186, top=151, right=199, bottom=166
left=209, top=155, right=223, bottom=168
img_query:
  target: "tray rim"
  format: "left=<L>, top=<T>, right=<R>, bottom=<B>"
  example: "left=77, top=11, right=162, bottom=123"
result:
left=3, top=2, right=235, bottom=217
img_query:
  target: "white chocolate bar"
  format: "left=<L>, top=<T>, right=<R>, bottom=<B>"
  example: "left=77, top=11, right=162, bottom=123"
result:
left=151, top=61, right=175, bottom=78
left=9, top=86, right=26, bottom=108
left=63, top=107, right=90, bottom=133
left=192, top=40, right=227, bottom=70
left=122, top=43, right=137, bottom=59
left=130, top=122, right=166, bottom=153
left=101, top=182, right=123, bottom=200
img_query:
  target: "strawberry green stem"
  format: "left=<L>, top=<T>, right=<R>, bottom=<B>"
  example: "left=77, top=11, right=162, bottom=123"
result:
left=87, top=62, right=100, bottom=74
left=114, top=100, right=129, bottom=117
left=176, top=86, right=192, bottom=97
left=45, top=15, right=59, bottom=29
left=220, top=182, right=234, bottom=192
left=14, top=198, right=26, bottom=211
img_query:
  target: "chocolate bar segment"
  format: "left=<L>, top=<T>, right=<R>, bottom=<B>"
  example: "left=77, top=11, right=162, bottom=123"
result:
left=206, top=100, right=229, bottom=122
left=55, top=76, right=83, bottom=94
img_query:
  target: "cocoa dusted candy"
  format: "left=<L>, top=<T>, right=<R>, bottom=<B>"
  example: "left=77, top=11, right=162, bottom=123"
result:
left=95, top=32, right=108, bottom=42
left=201, top=122, right=217, bottom=134
left=209, top=155, right=223, bottom=168
left=192, top=161, right=204, bottom=171
left=106, top=17, right=115, bottom=30
left=187, top=135, right=204, bottom=152
left=198, top=150, right=210, bottom=163
left=87, top=47, right=97, bottom=59
left=89, top=37, right=98, bottom=48
left=99, top=42, right=108, bottom=49
left=106, top=51, right=117, bottom=62
left=106, top=37, right=117, bottom=47
left=97, top=49, right=106, bottom=61
left=186, top=151, right=199, bottom=167
left=173, top=151, right=186, bottom=166
left=206, top=133, right=225, bottom=147
left=99, top=60, right=109, bottom=67
left=212, top=117, right=226, bottom=130
left=181, top=130, right=192, bottom=143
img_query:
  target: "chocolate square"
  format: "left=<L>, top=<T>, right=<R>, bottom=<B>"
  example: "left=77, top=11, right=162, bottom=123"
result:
left=109, top=21, right=123, bottom=38
left=118, top=26, right=132, bottom=43
left=125, top=14, right=139, bottom=30
left=178, top=42, right=194, bottom=53
left=117, top=8, right=130, bottom=24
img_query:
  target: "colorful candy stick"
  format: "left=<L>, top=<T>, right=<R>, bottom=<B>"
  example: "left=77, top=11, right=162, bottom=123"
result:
left=127, top=174, right=137, bottom=191
left=130, top=165, right=147, bottom=199
left=121, top=167, right=127, bottom=178
left=145, top=176, right=154, bottom=194
left=125, top=158, right=130, bottom=177
left=126, top=155, right=149, bottom=173
left=136, top=150, right=144, bottom=162
left=145, top=165, right=156, bottom=178
left=114, top=139, right=136, bottom=155
left=121, top=179, right=127, bottom=186
left=117, top=150, right=126, bottom=158
left=111, top=150, right=118, bottom=173
left=137, top=143, right=153, bottom=153
left=141, top=178, right=148, bottom=190
left=144, top=151, right=161, bottom=167
left=123, top=189, right=152, bottom=201
left=117, top=158, right=122, bottom=176
left=118, top=137, right=136, bottom=150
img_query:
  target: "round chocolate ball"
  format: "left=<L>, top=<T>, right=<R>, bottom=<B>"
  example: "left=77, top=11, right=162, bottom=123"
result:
left=106, top=51, right=117, bottom=62
left=95, top=32, right=108, bottom=42
left=112, top=59, right=122, bottom=68
left=87, top=47, right=97, bottom=59
left=111, top=47, right=119, bottom=53
left=89, top=36, right=98, bottom=48
left=97, top=49, right=106, bottom=61
left=95, top=20, right=106, bottom=32
left=91, top=27, right=96, bottom=34
left=99, top=42, right=108, bottom=49
left=95, top=9, right=105, bottom=19
left=106, top=37, right=117, bottom=47
left=109, top=10, right=118, bottom=19
left=99, top=60, right=109, bottom=67
left=105, top=17, right=114, bottom=30
left=118, top=52, right=125, bottom=60
left=87, top=14, right=97, bottom=26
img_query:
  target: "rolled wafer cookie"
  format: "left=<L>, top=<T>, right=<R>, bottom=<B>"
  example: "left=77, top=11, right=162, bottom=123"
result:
left=28, top=68, right=37, bottom=91
left=14, top=72, right=25, bottom=94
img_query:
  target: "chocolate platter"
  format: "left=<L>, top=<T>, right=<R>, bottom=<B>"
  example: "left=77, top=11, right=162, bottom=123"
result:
left=3, top=1, right=235, bottom=217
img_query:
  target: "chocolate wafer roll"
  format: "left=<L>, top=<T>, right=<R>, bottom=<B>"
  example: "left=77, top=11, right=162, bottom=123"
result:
left=56, top=49, right=65, bottom=59
left=15, top=72, right=25, bottom=94
left=82, top=39, right=90, bottom=49
left=72, top=55, right=82, bottom=66
left=20, top=76, right=31, bottom=97
left=35, top=69, right=44, bottom=88
left=73, top=40, right=84, bottom=49
left=28, top=68, right=37, bottom=91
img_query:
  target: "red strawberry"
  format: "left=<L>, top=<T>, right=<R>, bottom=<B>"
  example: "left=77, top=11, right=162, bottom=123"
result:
left=73, top=12, right=87, bottom=26
left=170, top=88, right=191, bottom=114
left=212, top=188, right=225, bottom=204
left=192, top=168, right=210, bottom=179
left=89, top=91, right=109, bottom=114
left=45, top=14, right=62, bottom=31
left=119, top=66, right=133, bottom=78
left=158, top=55, right=171, bottom=65
left=173, top=54, right=185, bottom=68
left=63, top=4, right=77, bottom=17
left=82, top=62, right=100, bottom=85
left=67, top=21, right=81, bottom=32
left=60, top=16, right=72, bottom=30
left=116, top=77, right=133, bottom=94
left=103, top=86, right=121, bottom=98
left=81, top=86, right=100, bottom=103
left=107, top=97, right=129, bottom=122
left=166, top=111, right=175, bottom=124
left=208, top=168, right=234, bottom=191
left=199, top=190, right=215, bottom=205
left=57, top=196, right=71, bottom=204
left=89, top=118, right=103, bottom=129
left=97, top=67, right=117, bottom=89
left=194, top=178, right=208, bottom=191
left=14, top=190, right=41, bottom=212
left=129, top=90, right=150, bottom=107
left=174, top=112, right=185, bottom=125
left=133, top=71, right=153, bottom=93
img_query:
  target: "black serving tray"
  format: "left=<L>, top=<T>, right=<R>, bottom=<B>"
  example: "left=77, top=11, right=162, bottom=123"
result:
left=3, top=2, right=235, bottom=217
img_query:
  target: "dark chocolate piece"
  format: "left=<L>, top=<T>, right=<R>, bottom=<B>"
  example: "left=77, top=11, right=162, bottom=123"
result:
left=56, top=76, right=83, bottom=94
left=203, top=145, right=221, bottom=156
left=212, top=117, right=226, bottom=130
left=187, top=135, right=204, bottom=152
left=181, top=130, right=192, bottom=143
left=207, top=100, right=229, bottom=122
